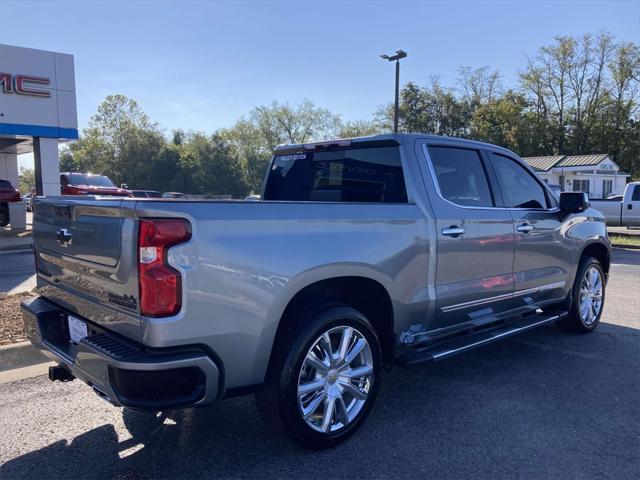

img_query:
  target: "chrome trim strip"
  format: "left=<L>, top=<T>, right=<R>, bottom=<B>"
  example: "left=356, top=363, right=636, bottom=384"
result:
left=420, top=143, right=560, bottom=213
left=440, top=281, right=566, bottom=313
left=539, top=281, right=566, bottom=291
left=441, top=292, right=514, bottom=313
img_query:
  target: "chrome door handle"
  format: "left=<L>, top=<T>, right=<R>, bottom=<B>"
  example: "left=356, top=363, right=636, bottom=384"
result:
left=442, top=226, right=465, bottom=237
left=517, top=223, right=534, bottom=234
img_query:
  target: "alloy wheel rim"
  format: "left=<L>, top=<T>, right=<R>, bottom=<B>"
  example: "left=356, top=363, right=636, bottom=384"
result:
left=297, top=325, right=374, bottom=434
left=579, top=266, right=603, bottom=326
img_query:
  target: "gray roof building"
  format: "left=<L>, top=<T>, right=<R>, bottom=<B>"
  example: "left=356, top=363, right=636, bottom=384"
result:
left=523, top=154, right=612, bottom=171
left=523, top=155, right=565, bottom=172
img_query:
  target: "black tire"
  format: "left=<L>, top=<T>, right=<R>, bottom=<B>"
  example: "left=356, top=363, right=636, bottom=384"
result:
left=556, top=256, right=606, bottom=333
left=256, top=305, right=382, bottom=449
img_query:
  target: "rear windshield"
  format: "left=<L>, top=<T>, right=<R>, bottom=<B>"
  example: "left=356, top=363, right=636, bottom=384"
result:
left=67, top=173, right=115, bottom=188
left=263, top=146, right=407, bottom=203
left=0, top=180, right=12, bottom=188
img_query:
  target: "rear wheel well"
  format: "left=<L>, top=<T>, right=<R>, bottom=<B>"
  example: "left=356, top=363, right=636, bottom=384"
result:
left=581, top=243, right=610, bottom=277
left=270, top=277, right=395, bottom=371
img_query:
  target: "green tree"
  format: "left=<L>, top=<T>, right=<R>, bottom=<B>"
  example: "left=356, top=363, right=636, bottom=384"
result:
left=18, top=167, right=35, bottom=193
left=470, top=90, right=531, bottom=153
left=224, top=99, right=342, bottom=192
left=376, top=80, right=470, bottom=136
left=62, top=95, right=166, bottom=189
left=337, top=119, right=382, bottom=138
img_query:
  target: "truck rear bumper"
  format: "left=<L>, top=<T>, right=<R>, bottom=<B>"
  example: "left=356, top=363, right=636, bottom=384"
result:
left=21, top=296, right=221, bottom=410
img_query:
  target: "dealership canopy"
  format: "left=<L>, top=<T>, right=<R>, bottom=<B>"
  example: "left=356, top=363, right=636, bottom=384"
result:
left=0, top=43, right=78, bottom=229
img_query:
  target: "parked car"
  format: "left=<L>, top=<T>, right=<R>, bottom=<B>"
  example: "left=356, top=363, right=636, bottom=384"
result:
left=131, top=190, right=162, bottom=198
left=0, top=179, right=21, bottom=226
left=162, top=191, right=187, bottom=198
left=590, top=182, right=640, bottom=227
left=23, top=134, right=610, bottom=449
left=60, top=172, right=133, bottom=197
left=24, top=189, right=36, bottom=212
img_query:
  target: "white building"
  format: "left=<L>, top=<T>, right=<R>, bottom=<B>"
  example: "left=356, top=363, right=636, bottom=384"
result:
left=523, top=154, right=630, bottom=199
left=0, top=43, right=78, bottom=229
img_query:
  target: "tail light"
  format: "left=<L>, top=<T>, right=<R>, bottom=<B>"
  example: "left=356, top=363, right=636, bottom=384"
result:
left=63, top=185, right=89, bottom=195
left=138, top=218, right=192, bottom=317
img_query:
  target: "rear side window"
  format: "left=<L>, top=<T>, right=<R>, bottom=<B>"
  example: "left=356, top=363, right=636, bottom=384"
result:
left=263, top=147, right=407, bottom=203
left=427, top=146, right=493, bottom=207
left=489, top=153, right=548, bottom=209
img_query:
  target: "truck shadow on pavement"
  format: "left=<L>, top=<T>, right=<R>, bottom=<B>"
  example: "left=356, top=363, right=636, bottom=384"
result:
left=2, top=321, right=639, bottom=479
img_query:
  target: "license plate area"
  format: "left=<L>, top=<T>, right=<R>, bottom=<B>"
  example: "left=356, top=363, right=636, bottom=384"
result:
left=67, top=315, right=88, bottom=344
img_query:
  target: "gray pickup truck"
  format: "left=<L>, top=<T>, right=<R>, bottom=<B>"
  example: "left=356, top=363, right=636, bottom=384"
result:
left=22, top=134, right=610, bottom=448
left=590, top=181, right=640, bottom=228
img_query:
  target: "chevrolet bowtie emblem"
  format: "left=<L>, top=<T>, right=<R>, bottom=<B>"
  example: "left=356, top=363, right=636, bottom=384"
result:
left=56, top=228, right=73, bottom=246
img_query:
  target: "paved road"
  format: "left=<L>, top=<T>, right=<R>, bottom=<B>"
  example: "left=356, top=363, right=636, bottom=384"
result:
left=1, top=250, right=638, bottom=479
left=0, top=251, right=36, bottom=294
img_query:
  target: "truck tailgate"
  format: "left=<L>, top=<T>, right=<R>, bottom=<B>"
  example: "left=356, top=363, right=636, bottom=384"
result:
left=33, top=197, right=141, bottom=340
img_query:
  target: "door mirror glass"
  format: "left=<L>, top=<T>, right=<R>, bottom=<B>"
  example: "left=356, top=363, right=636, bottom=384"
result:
left=559, top=192, right=589, bottom=213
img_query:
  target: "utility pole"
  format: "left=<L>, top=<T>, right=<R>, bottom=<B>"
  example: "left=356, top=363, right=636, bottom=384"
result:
left=380, top=50, right=407, bottom=134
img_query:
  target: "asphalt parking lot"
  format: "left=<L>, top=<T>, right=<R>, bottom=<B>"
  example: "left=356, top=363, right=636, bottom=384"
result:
left=1, top=249, right=638, bottom=479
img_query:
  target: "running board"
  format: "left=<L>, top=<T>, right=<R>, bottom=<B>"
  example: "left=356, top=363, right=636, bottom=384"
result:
left=396, top=310, right=568, bottom=367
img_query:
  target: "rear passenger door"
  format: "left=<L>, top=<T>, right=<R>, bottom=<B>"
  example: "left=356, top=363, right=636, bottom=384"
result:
left=486, top=151, right=573, bottom=306
left=420, top=143, right=516, bottom=329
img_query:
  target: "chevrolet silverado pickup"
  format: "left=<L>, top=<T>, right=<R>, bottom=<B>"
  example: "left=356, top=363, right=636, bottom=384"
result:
left=590, top=182, right=640, bottom=228
left=22, top=134, right=611, bottom=449
left=60, top=172, right=133, bottom=197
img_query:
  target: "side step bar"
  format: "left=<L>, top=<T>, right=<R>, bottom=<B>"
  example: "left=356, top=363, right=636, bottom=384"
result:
left=397, top=310, right=567, bottom=367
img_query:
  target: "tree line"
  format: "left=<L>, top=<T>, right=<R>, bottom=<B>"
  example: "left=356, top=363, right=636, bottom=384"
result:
left=33, top=32, right=637, bottom=197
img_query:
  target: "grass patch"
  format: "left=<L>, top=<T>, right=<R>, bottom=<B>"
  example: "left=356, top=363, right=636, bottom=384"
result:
left=609, top=235, right=640, bottom=247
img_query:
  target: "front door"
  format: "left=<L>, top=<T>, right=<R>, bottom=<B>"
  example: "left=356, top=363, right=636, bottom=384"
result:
left=420, top=143, right=516, bottom=329
left=626, top=184, right=640, bottom=227
left=487, top=151, right=573, bottom=306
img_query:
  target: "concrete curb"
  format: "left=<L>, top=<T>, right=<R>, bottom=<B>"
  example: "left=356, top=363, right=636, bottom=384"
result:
left=0, top=362, right=55, bottom=384
left=0, top=341, right=50, bottom=373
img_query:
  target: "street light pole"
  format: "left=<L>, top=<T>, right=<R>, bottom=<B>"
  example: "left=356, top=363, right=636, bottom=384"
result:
left=381, top=50, right=407, bottom=134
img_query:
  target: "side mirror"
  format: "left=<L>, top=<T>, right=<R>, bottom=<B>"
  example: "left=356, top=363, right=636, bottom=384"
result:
left=559, top=192, right=589, bottom=213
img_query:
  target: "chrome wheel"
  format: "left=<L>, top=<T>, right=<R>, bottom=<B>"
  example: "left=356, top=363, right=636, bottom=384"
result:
left=297, top=326, right=374, bottom=433
left=579, top=266, right=603, bottom=325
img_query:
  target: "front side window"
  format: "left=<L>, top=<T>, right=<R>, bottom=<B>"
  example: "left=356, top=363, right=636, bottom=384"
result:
left=490, top=153, right=548, bottom=209
left=632, top=185, right=640, bottom=201
left=427, top=146, right=493, bottom=207
left=263, top=146, right=407, bottom=203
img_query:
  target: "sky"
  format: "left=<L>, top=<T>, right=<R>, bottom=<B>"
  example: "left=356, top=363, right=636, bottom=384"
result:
left=1, top=0, right=639, bottom=169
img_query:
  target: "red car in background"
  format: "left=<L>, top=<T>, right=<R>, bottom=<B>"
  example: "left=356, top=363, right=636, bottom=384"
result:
left=0, top=179, right=21, bottom=227
left=60, top=173, right=133, bottom=197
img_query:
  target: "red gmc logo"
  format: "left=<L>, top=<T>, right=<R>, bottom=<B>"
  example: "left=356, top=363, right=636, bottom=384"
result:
left=0, top=73, right=51, bottom=97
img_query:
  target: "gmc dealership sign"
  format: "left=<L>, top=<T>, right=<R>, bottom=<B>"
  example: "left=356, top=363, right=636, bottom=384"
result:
left=0, top=72, right=51, bottom=97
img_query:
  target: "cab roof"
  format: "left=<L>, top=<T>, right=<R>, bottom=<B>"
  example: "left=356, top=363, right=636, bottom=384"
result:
left=274, top=133, right=520, bottom=158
